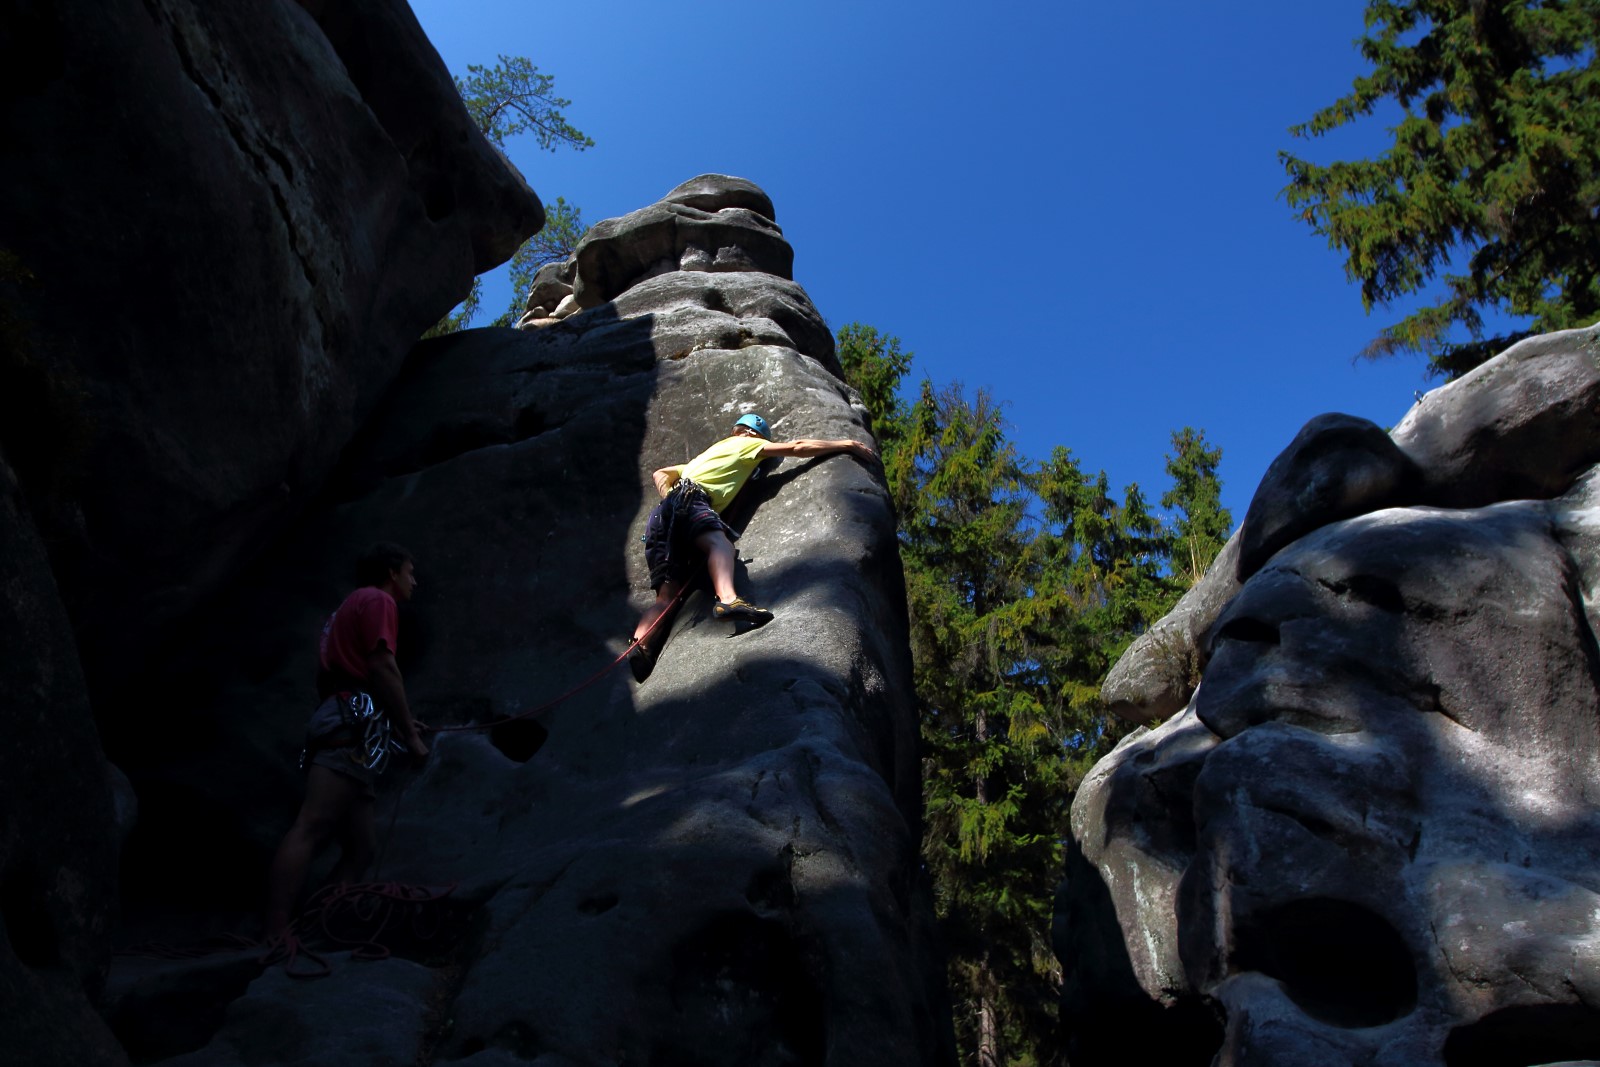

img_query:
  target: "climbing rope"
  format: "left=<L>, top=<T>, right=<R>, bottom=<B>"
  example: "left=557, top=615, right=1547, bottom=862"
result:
left=257, top=880, right=459, bottom=979
left=425, top=584, right=688, bottom=736
left=120, top=592, right=692, bottom=979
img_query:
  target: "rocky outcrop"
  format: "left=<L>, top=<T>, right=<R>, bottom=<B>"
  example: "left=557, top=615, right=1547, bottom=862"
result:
left=1102, top=327, right=1600, bottom=726
left=116, top=178, right=951, bottom=1065
left=1, top=3, right=540, bottom=1063
left=1062, top=325, right=1600, bottom=1065
left=0, top=0, right=542, bottom=695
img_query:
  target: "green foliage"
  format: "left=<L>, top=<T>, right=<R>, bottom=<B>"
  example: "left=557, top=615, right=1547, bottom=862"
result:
left=1281, top=0, right=1600, bottom=377
left=455, top=54, right=594, bottom=152
left=422, top=275, right=483, bottom=338
left=493, top=196, right=587, bottom=326
left=1161, top=427, right=1232, bottom=587
left=836, top=323, right=1229, bottom=1065
left=430, top=56, right=593, bottom=337
left=837, top=322, right=913, bottom=454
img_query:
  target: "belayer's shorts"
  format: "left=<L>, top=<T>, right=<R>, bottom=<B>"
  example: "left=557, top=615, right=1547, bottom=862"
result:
left=303, top=694, right=380, bottom=798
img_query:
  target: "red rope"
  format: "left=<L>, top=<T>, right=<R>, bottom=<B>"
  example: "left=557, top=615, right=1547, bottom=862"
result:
left=257, top=880, right=458, bottom=979
left=426, top=585, right=687, bottom=736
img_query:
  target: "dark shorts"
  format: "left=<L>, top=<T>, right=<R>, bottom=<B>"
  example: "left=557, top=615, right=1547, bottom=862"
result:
left=304, top=694, right=379, bottom=799
left=643, top=487, right=737, bottom=590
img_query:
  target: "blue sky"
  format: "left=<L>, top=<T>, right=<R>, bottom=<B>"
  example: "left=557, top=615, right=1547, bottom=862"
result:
left=407, top=0, right=1499, bottom=523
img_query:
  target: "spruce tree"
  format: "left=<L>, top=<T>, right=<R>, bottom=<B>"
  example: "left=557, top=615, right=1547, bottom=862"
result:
left=835, top=325, right=1230, bottom=1065
left=1281, top=0, right=1600, bottom=376
left=1161, top=427, right=1232, bottom=587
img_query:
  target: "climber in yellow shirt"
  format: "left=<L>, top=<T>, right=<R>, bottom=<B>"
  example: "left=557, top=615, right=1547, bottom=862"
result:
left=630, top=412, right=877, bottom=681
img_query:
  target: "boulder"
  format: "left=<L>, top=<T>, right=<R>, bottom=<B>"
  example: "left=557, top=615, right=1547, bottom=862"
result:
left=0, top=0, right=543, bottom=695
left=661, top=173, right=778, bottom=219
left=522, top=258, right=576, bottom=315
left=572, top=175, right=794, bottom=309
left=1067, top=329, right=1600, bottom=1065
left=1394, top=324, right=1600, bottom=507
left=122, top=180, right=952, bottom=1065
left=1235, top=413, right=1421, bottom=581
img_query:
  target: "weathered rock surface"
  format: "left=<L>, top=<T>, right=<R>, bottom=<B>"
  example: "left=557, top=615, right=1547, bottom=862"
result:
left=0, top=0, right=542, bottom=695
left=1102, top=324, right=1600, bottom=726
left=118, top=179, right=950, bottom=1065
left=0, top=452, right=127, bottom=1066
left=1395, top=325, right=1600, bottom=508
left=1235, top=413, right=1421, bottom=581
left=1099, top=533, right=1242, bottom=725
left=573, top=174, right=795, bottom=310
left=1065, top=323, right=1600, bottom=1065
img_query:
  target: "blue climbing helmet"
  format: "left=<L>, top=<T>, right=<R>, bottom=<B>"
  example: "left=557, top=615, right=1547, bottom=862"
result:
left=734, top=413, right=771, bottom=439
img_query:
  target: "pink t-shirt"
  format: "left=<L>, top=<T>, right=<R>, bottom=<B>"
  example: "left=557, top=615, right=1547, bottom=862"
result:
left=318, top=586, right=398, bottom=688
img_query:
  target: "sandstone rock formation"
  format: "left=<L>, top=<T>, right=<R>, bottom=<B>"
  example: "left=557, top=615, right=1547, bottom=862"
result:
left=0, top=0, right=542, bottom=695
left=113, top=176, right=951, bottom=1065
left=1061, top=325, right=1600, bottom=1065
left=1102, top=326, right=1600, bottom=726
left=1, top=2, right=540, bottom=1063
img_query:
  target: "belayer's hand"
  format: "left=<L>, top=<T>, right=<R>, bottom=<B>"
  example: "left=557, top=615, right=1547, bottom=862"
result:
left=406, top=733, right=431, bottom=762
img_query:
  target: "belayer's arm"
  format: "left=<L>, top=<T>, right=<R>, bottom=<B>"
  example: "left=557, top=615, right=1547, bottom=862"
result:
left=366, top=648, right=429, bottom=758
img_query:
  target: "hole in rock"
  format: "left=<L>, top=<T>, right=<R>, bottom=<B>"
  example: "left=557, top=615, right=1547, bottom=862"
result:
left=514, top=406, right=547, bottom=439
left=744, top=857, right=797, bottom=913
left=655, top=912, right=825, bottom=1067
left=1213, top=617, right=1280, bottom=647
left=418, top=420, right=514, bottom=469
left=1323, top=573, right=1406, bottom=613
left=489, top=719, right=548, bottom=763
left=1233, top=897, right=1415, bottom=1027
left=578, top=893, right=618, bottom=916
left=1443, top=1003, right=1600, bottom=1067
left=1, top=870, right=60, bottom=969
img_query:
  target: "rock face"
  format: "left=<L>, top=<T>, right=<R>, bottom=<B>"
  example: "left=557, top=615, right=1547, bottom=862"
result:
left=1102, top=327, right=1600, bottom=726
left=0, top=0, right=542, bottom=695
left=1061, top=325, right=1600, bottom=1065
left=0, top=452, right=128, bottom=1067
left=119, top=178, right=952, bottom=1065
left=1, top=3, right=540, bottom=1063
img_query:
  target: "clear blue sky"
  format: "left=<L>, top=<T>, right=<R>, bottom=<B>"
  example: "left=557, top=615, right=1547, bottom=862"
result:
left=408, top=0, right=1508, bottom=524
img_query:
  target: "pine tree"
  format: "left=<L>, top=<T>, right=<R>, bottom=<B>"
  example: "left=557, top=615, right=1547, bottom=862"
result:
left=429, top=56, right=593, bottom=336
left=1281, top=0, right=1600, bottom=377
left=494, top=197, right=588, bottom=326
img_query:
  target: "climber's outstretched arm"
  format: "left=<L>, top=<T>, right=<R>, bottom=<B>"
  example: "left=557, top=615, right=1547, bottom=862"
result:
left=759, top=438, right=877, bottom=463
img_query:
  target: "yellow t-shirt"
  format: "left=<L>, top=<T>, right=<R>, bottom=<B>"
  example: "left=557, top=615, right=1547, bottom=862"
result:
left=673, top=436, right=769, bottom=512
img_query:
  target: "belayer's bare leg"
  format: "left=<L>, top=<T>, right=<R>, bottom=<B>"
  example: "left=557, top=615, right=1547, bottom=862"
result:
left=328, top=798, right=377, bottom=886
left=263, top=766, right=368, bottom=938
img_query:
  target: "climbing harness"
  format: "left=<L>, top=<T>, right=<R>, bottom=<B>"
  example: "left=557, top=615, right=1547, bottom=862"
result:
left=297, top=690, right=403, bottom=773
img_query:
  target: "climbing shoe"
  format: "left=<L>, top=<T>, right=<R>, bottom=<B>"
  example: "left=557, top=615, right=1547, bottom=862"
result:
left=713, top=598, right=774, bottom=625
left=628, top=643, right=656, bottom=683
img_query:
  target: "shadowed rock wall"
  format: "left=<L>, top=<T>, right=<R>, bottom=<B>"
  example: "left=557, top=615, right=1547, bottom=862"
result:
left=0, top=0, right=542, bottom=691
left=0, top=3, right=540, bottom=1063
left=1060, top=325, right=1600, bottom=1065
left=120, top=176, right=952, bottom=1066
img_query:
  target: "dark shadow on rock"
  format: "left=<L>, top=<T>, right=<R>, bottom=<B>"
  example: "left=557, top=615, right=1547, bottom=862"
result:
left=113, top=303, right=657, bottom=931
